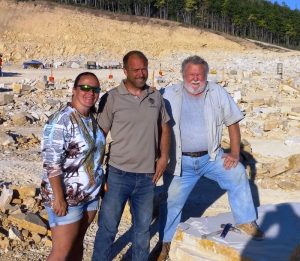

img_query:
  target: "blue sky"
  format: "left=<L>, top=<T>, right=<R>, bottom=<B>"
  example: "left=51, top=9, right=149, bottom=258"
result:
left=269, top=0, right=299, bottom=10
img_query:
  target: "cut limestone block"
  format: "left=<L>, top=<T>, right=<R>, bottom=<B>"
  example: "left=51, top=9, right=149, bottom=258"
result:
left=0, top=93, right=14, bottom=105
left=12, top=185, right=36, bottom=198
left=263, top=119, right=279, bottom=132
left=8, top=212, right=47, bottom=235
left=170, top=203, right=300, bottom=261
left=0, top=187, right=13, bottom=212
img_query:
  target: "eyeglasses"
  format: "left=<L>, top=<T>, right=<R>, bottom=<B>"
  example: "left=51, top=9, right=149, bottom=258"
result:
left=77, top=85, right=101, bottom=93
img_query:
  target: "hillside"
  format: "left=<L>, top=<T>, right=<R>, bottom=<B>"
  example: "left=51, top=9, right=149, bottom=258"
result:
left=0, top=0, right=254, bottom=63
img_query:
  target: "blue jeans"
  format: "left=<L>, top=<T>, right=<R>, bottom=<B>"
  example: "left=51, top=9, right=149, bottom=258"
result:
left=92, top=165, right=155, bottom=261
left=160, top=150, right=257, bottom=242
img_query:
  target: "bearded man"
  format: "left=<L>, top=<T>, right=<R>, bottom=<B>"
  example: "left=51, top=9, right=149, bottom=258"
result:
left=157, top=55, right=264, bottom=261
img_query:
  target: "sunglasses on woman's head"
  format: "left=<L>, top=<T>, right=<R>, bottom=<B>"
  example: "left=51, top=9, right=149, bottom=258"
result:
left=77, top=85, right=101, bottom=93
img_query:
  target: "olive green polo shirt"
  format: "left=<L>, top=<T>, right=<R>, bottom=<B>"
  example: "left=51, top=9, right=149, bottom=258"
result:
left=97, top=81, right=170, bottom=173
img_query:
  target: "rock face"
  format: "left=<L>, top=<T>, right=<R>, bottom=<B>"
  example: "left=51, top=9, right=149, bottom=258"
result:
left=170, top=203, right=300, bottom=261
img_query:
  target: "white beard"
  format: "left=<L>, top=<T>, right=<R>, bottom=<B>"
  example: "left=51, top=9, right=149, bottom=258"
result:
left=184, top=81, right=207, bottom=95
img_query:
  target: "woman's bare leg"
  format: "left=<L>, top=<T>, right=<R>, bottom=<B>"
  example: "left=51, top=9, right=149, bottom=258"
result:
left=69, top=210, right=97, bottom=261
left=47, top=210, right=97, bottom=261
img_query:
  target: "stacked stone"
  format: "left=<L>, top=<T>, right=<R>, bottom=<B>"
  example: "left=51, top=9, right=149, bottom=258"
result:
left=0, top=185, right=52, bottom=253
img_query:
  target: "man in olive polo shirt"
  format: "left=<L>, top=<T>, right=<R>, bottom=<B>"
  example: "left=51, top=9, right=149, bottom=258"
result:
left=92, top=50, right=170, bottom=261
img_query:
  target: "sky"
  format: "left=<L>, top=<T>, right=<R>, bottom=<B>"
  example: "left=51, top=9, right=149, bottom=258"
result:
left=269, top=0, right=299, bottom=10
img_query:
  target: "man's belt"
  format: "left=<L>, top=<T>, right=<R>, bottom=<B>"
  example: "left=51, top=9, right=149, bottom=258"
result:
left=182, top=151, right=208, bottom=157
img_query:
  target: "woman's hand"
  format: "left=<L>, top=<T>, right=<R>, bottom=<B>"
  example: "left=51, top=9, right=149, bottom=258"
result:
left=52, top=196, right=68, bottom=216
left=48, top=175, right=68, bottom=216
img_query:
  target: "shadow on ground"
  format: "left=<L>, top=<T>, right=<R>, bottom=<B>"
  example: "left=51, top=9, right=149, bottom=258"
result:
left=106, top=145, right=261, bottom=260
left=1, top=72, right=22, bottom=77
left=242, top=203, right=300, bottom=260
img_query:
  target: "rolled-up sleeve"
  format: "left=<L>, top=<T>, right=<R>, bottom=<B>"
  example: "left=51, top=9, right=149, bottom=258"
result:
left=97, top=92, right=114, bottom=132
left=222, top=90, right=244, bottom=126
left=160, top=94, right=170, bottom=124
left=42, top=116, right=67, bottom=179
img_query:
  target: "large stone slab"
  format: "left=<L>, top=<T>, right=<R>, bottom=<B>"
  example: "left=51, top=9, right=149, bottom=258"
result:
left=170, top=203, right=300, bottom=261
left=7, top=212, right=47, bottom=235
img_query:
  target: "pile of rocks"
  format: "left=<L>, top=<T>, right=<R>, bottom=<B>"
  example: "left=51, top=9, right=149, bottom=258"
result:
left=0, top=185, right=51, bottom=254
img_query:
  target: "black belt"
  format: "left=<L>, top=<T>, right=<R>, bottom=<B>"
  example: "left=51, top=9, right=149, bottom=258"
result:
left=182, top=151, right=208, bottom=157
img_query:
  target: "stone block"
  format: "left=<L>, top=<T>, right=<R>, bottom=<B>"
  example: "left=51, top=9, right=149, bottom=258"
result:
left=31, top=232, right=42, bottom=244
left=12, top=83, right=22, bottom=94
left=170, top=203, right=300, bottom=261
left=8, top=226, right=24, bottom=241
left=0, top=93, right=14, bottom=106
left=12, top=185, right=36, bottom=198
left=42, top=237, right=52, bottom=247
left=22, top=229, right=29, bottom=238
left=22, top=197, right=36, bottom=209
left=11, top=199, right=22, bottom=204
left=0, top=237, right=9, bottom=250
left=267, top=158, right=290, bottom=177
left=251, top=98, right=266, bottom=107
left=39, top=209, right=49, bottom=221
left=30, top=112, right=40, bottom=121
left=7, top=212, right=47, bottom=235
left=0, top=187, right=13, bottom=212
left=21, top=84, right=31, bottom=93
left=263, top=119, right=279, bottom=131
left=44, top=104, right=52, bottom=111
left=5, top=204, right=21, bottom=214
left=288, top=154, right=300, bottom=170
left=35, top=81, right=46, bottom=90
left=11, top=112, right=27, bottom=126
left=279, top=84, right=299, bottom=95
left=0, top=132, right=14, bottom=146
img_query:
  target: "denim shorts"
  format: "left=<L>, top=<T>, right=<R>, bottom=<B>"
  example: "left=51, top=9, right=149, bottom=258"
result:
left=45, top=198, right=100, bottom=228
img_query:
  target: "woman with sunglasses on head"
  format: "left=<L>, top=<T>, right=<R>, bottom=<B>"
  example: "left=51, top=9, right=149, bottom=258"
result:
left=40, top=72, right=105, bottom=261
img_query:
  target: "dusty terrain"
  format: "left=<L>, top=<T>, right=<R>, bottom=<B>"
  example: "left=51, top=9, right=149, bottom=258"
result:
left=0, top=0, right=300, bottom=260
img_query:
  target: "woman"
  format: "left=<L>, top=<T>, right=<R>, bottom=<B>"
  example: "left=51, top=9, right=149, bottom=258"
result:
left=41, top=72, right=105, bottom=261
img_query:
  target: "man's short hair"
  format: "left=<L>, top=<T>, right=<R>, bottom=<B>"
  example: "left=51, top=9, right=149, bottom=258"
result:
left=181, top=55, right=209, bottom=76
left=123, top=50, right=148, bottom=69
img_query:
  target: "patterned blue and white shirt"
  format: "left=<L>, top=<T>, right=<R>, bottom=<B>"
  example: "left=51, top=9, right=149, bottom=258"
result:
left=41, top=104, right=105, bottom=207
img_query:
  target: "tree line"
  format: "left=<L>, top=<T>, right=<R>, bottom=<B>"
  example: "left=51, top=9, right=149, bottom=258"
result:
left=54, top=0, right=300, bottom=49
